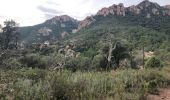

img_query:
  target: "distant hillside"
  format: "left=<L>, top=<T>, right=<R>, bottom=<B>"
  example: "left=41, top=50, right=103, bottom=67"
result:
left=61, top=0, right=170, bottom=61
left=19, top=0, right=170, bottom=55
left=19, top=15, right=78, bottom=44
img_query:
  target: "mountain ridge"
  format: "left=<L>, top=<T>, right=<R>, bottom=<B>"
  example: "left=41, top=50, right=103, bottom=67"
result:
left=19, top=0, right=170, bottom=44
left=78, top=0, right=170, bottom=30
left=19, top=15, right=78, bottom=44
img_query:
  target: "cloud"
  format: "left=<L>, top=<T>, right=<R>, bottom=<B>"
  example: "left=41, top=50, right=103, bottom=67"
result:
left=37, top=5, right=63, bottom=14
left=37, top=5, right=64, bottom=19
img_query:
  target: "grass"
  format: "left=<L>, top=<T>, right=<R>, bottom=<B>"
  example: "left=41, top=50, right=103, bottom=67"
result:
left=0, top=66, right=170, bottom=100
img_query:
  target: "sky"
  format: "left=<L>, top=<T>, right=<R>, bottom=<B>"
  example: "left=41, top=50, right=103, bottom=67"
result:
left=0, top=0, right=169, bottom=26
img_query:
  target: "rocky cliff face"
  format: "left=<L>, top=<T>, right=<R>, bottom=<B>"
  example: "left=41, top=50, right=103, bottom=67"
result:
left=97, top=3, right=125, bottom=16
left=78, top=3, right=127, bottom=30
left=163, top=5, right=170, bottom=15
left=136, top=0, right=162, bottom=16
left=45, top=15, right=78, bottom=25
left=78, top=16, right=96, bottom=30
left=126, top=5, right=141, bottom=15
left=77, top=0, right=170, bottom=30
left=41, top=15, right=79, bottom=39
left=96, top=0, right=166, bottom=17
left=20, top=0, right=170, bottom=43
left=164, top=5, right=170, bottom=9
left=38, top=27, right=52, bottom=36
left=97, top=0, right=170, bottom=17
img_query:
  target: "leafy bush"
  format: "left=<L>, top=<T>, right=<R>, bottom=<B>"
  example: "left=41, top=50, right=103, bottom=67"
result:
left=13, top=79, right=51, bottom=100
left=77, top=57, right=92, bottom=71
left=145, top=57, right=163, bottom=68
left=1, top=57, right=22, bottom=69
left=92, top=54, right=108, bottom=70
left=1, top=68, right=170, bottom=99
left=20, top=53, right=47, bottom=69
left=65, top=56, right=92, bottom=71
left=65, top=58, right=79, bottom=72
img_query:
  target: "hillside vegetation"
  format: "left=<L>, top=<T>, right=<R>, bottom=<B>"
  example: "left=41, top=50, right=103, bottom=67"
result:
left=0, top=0, right=170, bottom=99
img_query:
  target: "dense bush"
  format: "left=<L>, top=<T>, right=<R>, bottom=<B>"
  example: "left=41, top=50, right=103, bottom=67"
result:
left=0, top=68, right=170, bottom=100
left=65, top=58, right=79, bottom=72
left=1, top=9, right=170, bottom=100
left=1, top=57, right=22, bottom=69
left=65, top=56, right=92, bottom=71
left=145, top=57, right=163, bottom=68
left=92, top=54, right=108, bottom=70
left=20, top=54, right=47, bottom=69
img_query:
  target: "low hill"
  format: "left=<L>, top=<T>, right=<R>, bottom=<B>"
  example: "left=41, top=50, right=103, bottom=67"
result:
left=19, top=15, right=78, bottom=44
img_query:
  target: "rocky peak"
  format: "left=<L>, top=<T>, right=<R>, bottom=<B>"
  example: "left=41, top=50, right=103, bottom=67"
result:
left=77, top=0, right=170, bottom=31
left=137, top=0, right=151, bottom=8
left=96, top=0, right=170, bottom=18
left=164, top=5, right=170, bottom=9
left=45, top=15, right=78, bottom=25
left=78, top=3, right=126, bottom=30
left=52, top=15, right=75, bottom=22
left=137, top=0, right=161, bottom=10
left=97, top=3, right=125, bottom=16
left=163, top=5, right=170, bottom=16
left=78, top=16, right=96, bottom=30
left=127, top=5, right=141, bottom=15
left=132, top=0, right=165, bottom=17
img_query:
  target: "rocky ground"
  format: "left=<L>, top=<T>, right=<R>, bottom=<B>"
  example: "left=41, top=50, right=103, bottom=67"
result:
left=147, top=87, right=170, bottom=100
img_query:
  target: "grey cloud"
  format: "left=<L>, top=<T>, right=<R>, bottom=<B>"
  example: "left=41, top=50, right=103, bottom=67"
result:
left=37, top=5, right=63, bottom=14
left=37, top=5, right=64, bottom=19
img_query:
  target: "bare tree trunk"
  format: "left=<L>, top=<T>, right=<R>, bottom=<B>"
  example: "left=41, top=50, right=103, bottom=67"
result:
left=107, top=42, right=113, bottom=66
left=107, top=42, right=117, bottom=70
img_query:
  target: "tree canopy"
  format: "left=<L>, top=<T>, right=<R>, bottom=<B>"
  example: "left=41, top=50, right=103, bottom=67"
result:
left=0, top=20, right=20, bottom=50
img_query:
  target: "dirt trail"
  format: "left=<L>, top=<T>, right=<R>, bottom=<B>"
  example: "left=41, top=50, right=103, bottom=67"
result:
left=147, top=88, right=170, bottom=100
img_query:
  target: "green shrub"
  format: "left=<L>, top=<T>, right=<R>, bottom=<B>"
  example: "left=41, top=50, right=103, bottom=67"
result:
left=77, top=57, right=91, bottom=71
left=143, top=80, right=158, bottom=94
left=145, top=57, right=163, bottom=68
left=1, top=68, right=170, bottom=99
left=22, top=68, right=47, bottom=81
left=13, top=79, right=51, bottom=100
left=92, top=54, right=108, bottom=70
left=20, top=53, right=47, bottom=69
left=65, top=57, right=91, bottom=71
left=65, top=58, right=79, bottom=72
left=1, top=57, right=22, bottom=69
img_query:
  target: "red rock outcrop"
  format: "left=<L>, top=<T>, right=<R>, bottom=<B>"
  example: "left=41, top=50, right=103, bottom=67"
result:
left=78, top=16, right=96, bottom=30
left=127, top=5, right=141, bottom=15
left=163, top=5, right=170, bottom=15
left=164, top=5, right=170, bottom=9
left=97, top=3, right=125, bottom=16
left=77, top=0, right=170, bottom=31
left=52, top=15, right=76, bottom=22
left=45, top=15, right=78, bottom=25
